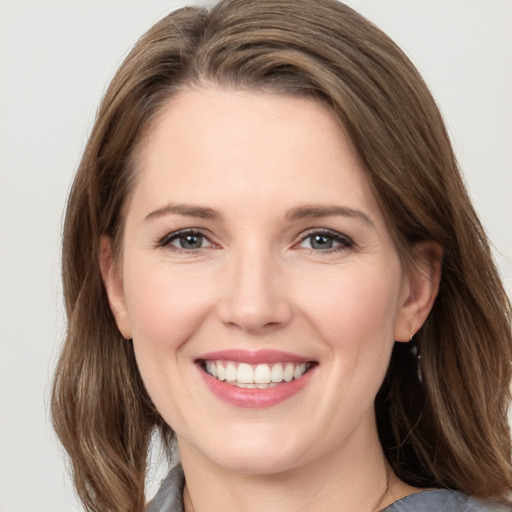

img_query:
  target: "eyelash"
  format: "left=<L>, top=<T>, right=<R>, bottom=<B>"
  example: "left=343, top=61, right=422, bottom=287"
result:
left=295, top=229, right=354, bottom=254
left=156, top=228, right=214, bottom=253
left=156, top=228, right=355, bottom=254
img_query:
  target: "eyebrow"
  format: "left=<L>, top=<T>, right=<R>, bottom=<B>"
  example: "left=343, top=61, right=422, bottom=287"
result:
left=285, top=205, right=375, bottom=227
left=145, top=203, right=221, bottom=222
left=145, top=202, right=374, bottom=227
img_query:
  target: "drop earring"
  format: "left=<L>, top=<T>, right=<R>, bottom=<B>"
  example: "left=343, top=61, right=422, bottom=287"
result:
left=409, top=335, right=423, bottom=384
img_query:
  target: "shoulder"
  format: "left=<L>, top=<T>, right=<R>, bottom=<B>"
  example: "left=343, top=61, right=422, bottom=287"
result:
left=382, top=489, right=511, bottom=512
left=145, top=465, right=185, bottom=512
left=144, top=471, right=511, bottom=512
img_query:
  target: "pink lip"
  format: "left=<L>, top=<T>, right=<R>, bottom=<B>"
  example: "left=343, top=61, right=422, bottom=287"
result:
left=196, top=362, right=317, bottom=409
left=197, top=349, right=312, bottom=364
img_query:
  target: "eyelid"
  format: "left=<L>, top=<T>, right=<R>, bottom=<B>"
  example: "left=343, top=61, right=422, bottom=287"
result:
left=154, top=227, right=354, bottom=253
left=294, top=228, right=355, bottom=251
left=156, top=228, right=217, bottom=250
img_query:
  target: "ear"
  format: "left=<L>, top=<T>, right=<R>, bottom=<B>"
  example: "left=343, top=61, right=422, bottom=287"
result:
left=99, top=235, right=132, bottom=340
left=394, top=241, right=443, bottom=342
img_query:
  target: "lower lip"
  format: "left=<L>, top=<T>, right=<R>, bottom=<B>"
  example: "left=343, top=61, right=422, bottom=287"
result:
left=198, top=365, right=316, bottom=408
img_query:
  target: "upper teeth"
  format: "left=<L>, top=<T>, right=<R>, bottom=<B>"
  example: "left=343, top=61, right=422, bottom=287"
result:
left=204, top=361, right=310, bottom=385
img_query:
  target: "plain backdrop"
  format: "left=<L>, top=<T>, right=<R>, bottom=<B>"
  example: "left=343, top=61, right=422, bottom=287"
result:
left=0, top=1, right=510, bottom=511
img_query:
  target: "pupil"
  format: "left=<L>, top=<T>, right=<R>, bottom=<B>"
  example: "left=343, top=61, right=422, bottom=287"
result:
left=180, top=234, right=202, bottom=249
left=311, top=235, right=332, bottom=249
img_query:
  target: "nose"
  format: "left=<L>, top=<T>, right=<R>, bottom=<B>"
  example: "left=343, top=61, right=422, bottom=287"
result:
left=217, top=246, right=293, bottom=334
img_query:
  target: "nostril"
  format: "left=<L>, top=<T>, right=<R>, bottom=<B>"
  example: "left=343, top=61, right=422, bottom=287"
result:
left=216, top=266, right=293, bottom=332
left=219, top=304, right=294, bottom=334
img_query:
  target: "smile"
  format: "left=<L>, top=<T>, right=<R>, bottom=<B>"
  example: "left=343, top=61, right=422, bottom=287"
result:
left=195, top=350, right=318, bottom=408
left=200, top=360, right=313, bottom=388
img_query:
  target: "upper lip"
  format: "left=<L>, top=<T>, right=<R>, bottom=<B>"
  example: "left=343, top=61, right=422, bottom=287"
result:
left=196, top=349, right=314, bottom=365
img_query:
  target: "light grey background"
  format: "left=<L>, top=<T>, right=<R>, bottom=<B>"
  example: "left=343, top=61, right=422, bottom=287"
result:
left=0, top=1, right=510, bottom=511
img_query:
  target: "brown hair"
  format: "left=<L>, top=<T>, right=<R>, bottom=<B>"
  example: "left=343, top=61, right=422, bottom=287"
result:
left=51, top=1, right=512, bottom=510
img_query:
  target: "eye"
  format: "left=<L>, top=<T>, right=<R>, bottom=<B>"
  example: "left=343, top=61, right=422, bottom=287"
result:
left=297, top=230, right=354, bottom=252
left=158, top=229, right=214, bottom=251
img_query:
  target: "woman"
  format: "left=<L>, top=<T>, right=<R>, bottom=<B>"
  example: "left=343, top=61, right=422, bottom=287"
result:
left=51, top=0, right=512, bottom=511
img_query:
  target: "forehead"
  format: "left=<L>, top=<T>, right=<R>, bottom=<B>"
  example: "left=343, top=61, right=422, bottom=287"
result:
left=129, top=86, right=383, bottom=225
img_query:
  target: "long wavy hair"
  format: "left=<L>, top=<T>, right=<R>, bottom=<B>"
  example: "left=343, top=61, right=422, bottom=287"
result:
left=51, top=1, right=512, bottom=511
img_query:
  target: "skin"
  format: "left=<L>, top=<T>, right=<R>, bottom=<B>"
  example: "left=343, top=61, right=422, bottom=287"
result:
left=101, top=87, right=441, bottom=512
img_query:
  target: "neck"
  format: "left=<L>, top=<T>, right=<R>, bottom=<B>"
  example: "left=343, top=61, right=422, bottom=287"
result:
left=179, top=415, right=417, bottom=512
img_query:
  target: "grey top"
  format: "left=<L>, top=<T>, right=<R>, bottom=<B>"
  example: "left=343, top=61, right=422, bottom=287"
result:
left=146, top=465, right=510, bottom=512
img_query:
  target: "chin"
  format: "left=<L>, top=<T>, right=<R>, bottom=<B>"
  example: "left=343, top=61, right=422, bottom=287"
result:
left=210, top=447, right=303, bottom=475
left=191, top=426, right=312, bottom=475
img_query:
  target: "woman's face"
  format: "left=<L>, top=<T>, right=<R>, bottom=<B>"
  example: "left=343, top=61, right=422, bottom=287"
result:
left=106, top=87, right=416, bottom=475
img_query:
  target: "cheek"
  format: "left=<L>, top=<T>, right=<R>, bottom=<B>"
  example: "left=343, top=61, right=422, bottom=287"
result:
left=122, top=263, right=217, bottom=426
left=296, top=265, right=403, bottom=435
left=297, top=262, right=402, bottom=357
left=123, top=261, right=216, bottom=353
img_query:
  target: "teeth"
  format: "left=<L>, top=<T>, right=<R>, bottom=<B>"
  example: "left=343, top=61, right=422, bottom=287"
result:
left=283, top=363, right=294, bottom=382
left=205, top=361, right=218, bottom=378
left=271, top=363, right=284, bottom=383
left=237, top=363, right=254, bottom=383
left=225, top=362, right=237, bottom=382
left=254, top=364, right=271, bottom=383
left=233, top=382, right=279, bottom=389
left=294, top=363, right=306, bottom=380
left=204, top=361, right=311, bottom=386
